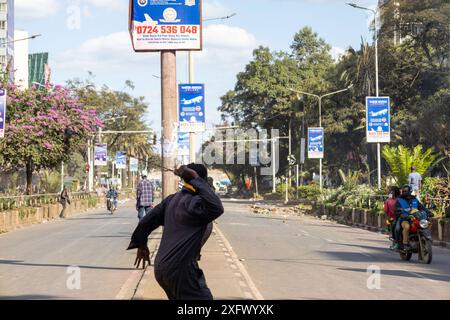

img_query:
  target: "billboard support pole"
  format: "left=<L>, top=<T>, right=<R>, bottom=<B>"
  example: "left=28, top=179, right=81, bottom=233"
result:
left=319, top=97, right=323, bottom=192
left=188, top=51, right=196, bottom=163
left=161, top=51, right=178, bottom=198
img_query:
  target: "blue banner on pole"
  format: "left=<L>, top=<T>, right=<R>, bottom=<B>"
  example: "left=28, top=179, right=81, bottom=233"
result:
left=179, top=83, right=205, bottom=133
left=366, top=97, right=391, bottom=143
left=130, top=0, right=202, bottom=51
left=94, top=144, right=108, bottom=166
left=178, top=132, right=190, bottom=156
left=308, top=128, right=324, bottom=159
left=130, top=158, right=139, bottom=172
left=116, top=151, right=127, bottom=169
left=0, top=89, right=6, bottom=138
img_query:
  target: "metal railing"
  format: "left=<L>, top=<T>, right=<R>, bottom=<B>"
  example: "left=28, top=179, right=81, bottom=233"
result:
left=0, top=192, right=96, bottom=211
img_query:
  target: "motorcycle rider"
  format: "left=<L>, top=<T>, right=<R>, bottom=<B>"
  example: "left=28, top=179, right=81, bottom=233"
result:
left=384, top=186, right=400, bottom=250
left=106, top=186, right=119, bottom=211
left=394, top=184, right=425, bottom=251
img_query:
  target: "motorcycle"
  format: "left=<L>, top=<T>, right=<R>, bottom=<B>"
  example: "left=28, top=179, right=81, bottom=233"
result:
left=396, top=209, right=433, bottom=264
left=107, top=197, right=117, bottom=215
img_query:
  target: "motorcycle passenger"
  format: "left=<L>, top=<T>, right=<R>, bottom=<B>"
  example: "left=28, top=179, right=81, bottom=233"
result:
left=384, top=186, right=400, bottom=250
left=107, top=186, right=119, bottom=211
left=394, top=184, right=425, bottom=251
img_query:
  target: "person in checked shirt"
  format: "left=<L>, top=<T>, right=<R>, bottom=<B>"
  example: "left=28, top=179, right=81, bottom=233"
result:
left=136, top=171, right=154, bottom=220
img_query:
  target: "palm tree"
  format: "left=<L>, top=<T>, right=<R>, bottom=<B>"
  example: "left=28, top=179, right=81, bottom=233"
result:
left=382, top=145, right=438, bottom=185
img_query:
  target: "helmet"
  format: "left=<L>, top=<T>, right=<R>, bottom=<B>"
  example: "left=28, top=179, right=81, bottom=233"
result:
left=401, top=184, right=412, bottom=197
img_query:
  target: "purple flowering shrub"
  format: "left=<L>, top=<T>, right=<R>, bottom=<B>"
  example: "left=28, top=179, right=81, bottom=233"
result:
left=0, top=83, right=103, bottom=194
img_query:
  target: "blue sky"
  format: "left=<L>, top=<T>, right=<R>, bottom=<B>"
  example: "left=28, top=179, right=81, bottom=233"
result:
left=16, top=0, right=377, bottom=140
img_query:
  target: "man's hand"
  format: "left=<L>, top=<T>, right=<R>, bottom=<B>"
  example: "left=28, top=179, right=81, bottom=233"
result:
left=134, top=246, right=151, bottom=269
left=174, top=166, right=199, bottom=183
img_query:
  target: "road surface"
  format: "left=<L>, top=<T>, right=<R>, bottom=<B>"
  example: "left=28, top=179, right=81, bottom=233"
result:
left=1, top=198, right=449, bottom=300
left=217, top=199, right=450, bottom=300
left=0, top=201, right=143, bottom=300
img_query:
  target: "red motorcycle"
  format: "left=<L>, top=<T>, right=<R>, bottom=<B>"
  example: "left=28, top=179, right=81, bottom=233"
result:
left=397, top=209, right=433, bottom=264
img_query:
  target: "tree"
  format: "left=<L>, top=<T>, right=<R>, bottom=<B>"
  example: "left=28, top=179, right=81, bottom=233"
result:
left=382, top=145, right=438, bottom=185
left=0, top=83, right=102, bottom=194
left=67, top=77, right=158, bottom=188
left=218, top=28, right=337, bottom=185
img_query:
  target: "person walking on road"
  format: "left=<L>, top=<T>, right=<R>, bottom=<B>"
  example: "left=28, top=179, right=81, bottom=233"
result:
left=136, top=171, right=154, bottom=220
left=127, top=164, right=224, bottom=300
left=59, top=186, right=70, bottom=218
left=408, top=166, right=422, bottom=200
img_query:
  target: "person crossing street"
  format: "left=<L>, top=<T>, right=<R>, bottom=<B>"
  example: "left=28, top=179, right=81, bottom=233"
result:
left=136, top=171, right=155, bottom=221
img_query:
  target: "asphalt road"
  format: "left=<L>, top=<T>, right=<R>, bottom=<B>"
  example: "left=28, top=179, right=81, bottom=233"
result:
left=217, top=199, right=450, bottom=300
left=0, top=201, right=142, bottom=300
left=1, top=197, right=449, bottom=300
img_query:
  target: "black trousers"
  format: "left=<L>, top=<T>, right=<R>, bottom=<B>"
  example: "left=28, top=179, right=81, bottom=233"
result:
left=155, top=260, right=213, bottom=300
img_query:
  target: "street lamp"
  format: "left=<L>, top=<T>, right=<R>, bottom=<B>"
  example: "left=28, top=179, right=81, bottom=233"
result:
left=187, top=13, right=237, bottom=163
left=288, top=85, right=353, bottom=191
left=348, top=2, right=383, bottom=190
left=0, top=34, right=42, bottom=46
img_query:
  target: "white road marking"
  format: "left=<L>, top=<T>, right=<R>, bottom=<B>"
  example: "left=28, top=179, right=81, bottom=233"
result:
left=214, top=225, right=265, bottom=300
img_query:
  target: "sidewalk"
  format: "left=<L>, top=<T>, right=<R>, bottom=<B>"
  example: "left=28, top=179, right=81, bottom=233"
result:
left=133, top=225, right=263, bottom=300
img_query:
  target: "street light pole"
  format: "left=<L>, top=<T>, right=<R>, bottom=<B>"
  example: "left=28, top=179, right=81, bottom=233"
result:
left=289, top=85, right=353, bottom=191
left=187, top=13, right=237, bottom=164
left=348, top=2, right=382, bottom=189
left=188, top=51, right=196, bottom=163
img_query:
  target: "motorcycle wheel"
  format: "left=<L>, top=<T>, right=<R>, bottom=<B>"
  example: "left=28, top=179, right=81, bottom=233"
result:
left=419, top=237, right=433, bottom=264
left=399, top=251, right=412, bottom=261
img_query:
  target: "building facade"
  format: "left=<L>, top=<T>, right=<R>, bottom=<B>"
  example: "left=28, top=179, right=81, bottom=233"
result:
left=0, top=0, right=14, bottom=81
left=14, top=29, right=29, bottom=88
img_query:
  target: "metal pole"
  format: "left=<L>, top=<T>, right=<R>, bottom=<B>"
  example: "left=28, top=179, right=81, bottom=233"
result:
left=272, top=138, right=276, bottom=193
left=288, top=118, right=292, bottom=195
left=161, top=51, right=178, bottom=198
left=61, top=162, right=64, bottom=191
left=319, top=97, right=323, bottom=191
left=374, top=9, right=382, bottom=190
left=254, top=167, right=259, bottom=199
left=296, top=164, right=299, bottom=199
left=112, top=161, right=115, bottom=182
left=285, top=173, right=288, bottom=204
left=188, top=51, right=196, bottom=164
left=96, top=127, right=102, bottom=189
left=87, top=139, right=92, bottom=192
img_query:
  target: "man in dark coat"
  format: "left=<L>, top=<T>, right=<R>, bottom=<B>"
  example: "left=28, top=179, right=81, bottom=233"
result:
left=127, top=164, right=224, bottom=300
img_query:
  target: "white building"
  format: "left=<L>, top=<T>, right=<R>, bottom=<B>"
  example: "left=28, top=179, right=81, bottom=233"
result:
left=14, top=29, right=29, bottom=88
left=0, top=0, right=14, bottom=81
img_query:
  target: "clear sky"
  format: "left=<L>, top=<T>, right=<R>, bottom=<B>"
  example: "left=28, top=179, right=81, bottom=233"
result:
left=16, top=0, right=377, bottom=140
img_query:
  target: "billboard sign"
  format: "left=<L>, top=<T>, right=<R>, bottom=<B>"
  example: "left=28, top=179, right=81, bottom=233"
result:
left=129, top=0, right=202, bottom=52
left=366, top=97, right=391, bottom=143
left=116, top=151, right=127, bottom=169
left=308, top=128, right=324, bottom=159
left=179, top=83, right=205, bottom=132
left=94, top=144, right=108, bottom=166
left=130, top=157, right=139, bottom=172
left=0, top=89, right=6, bottom=138
left=178, top=132, right=190, bottom=156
